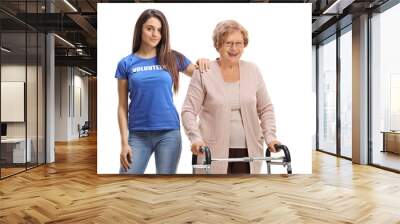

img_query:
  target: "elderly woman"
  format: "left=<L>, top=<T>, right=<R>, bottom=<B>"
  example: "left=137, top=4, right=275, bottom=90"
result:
left=181, top=20, right=280, bottom=174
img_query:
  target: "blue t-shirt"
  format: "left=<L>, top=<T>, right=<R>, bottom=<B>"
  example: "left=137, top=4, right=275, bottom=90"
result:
left=115, top=53, right=191, bottom=131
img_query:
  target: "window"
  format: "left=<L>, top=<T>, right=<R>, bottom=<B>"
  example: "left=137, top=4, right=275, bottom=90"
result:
left=318, top=36, right=337, bottom=154
left=371, top=2, right=400, bottom=171
left=340, top=28, right=352, bottom=158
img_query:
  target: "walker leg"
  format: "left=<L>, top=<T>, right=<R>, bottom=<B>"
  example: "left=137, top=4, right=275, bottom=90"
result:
left=287, top=163, right=292, bottom=174
left=267, top=161, right=271, bottom=174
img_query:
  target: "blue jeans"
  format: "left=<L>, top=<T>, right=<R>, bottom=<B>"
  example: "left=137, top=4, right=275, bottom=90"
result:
left=119, top=129, right=182, bottom=174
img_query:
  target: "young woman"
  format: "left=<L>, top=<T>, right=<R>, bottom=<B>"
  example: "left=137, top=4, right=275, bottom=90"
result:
left=115, top=9, right=207, bottom=174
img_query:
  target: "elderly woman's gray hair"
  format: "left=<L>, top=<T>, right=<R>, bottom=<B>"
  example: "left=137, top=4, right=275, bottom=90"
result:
left=212, top=20, right=249, bottom=50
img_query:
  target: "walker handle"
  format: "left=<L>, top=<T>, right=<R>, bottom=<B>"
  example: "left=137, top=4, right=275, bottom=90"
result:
left=266, top=144, right=291, bottom=163
left=192, top=146, right=212, bottom=165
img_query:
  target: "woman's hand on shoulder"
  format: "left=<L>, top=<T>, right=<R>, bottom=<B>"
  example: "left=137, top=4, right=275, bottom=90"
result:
left=184, top=58, right=210, bottom=77
left=195, top=58, right=210, bottom=74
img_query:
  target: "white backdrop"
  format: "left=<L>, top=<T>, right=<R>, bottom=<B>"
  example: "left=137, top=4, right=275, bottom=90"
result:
left=97, top=3, right=312, bottom=174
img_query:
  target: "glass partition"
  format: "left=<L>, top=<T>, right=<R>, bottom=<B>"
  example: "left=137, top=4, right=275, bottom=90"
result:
left=0, top=1, right=46, bottom=179
left=339, top=28, right=352, bottom=158
left=371, top=3, right=400, bottom=171
left=317, top=35, right=337, bottom=155
left=1, top=30, right=28, bottom=177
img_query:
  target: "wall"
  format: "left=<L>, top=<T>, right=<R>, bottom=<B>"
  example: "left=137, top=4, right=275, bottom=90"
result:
left=1, top=65, right=41, bottom=138
left=312, top=45, right=317, bottom=150
left=88, top=77, right=97, bottom=132
left=55, top=66, right=89, bottom=141
left=1, top=63, right=45, bottom=165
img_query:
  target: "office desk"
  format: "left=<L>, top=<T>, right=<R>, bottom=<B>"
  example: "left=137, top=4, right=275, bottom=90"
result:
left=381, top=131, right=400, bottom=154
left=1, top=138, right=31, bottom=163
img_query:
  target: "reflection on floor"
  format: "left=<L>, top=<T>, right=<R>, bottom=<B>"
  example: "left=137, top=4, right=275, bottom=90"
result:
left=373, top=150, right=400, bottom=171
left=0, top=163, right=39, bottom=178
left=341, top=147, right=352, bottom=158
left=0, top=167, right=25, bottom=177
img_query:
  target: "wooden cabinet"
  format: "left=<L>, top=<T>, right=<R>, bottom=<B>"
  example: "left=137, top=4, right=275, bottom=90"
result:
left=382, top=131, right=400, bottom=154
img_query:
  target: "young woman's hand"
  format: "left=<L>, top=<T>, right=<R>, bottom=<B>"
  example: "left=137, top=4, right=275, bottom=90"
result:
left=267, top=140, right=281, bottom=153
left=120, top=144, right=132, bottom=171
left=195, top=58, right=210, bottom=73
left=191, top=141, right=206, bottom=155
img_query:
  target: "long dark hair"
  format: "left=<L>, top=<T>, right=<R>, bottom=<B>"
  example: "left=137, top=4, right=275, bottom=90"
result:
left=132, top=9, right=184, bottom=93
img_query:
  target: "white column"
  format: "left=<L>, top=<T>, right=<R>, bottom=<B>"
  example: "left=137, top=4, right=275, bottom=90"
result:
left=46, top=33, right=55, bottom=163
left=45, top=1, right=55, bottom=163
left=352, top=14, right=369, bottom=164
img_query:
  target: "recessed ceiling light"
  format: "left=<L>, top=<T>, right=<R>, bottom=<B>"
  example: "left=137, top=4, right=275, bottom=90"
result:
left=54, top=34, right=75, bottom=48
left=1, top=47, right=11, bottom=53
left=77, top=67, right=92, bottom=76
left=63, top=0, right=78, bottom=12
left=323, top=0, right=355, bottom=15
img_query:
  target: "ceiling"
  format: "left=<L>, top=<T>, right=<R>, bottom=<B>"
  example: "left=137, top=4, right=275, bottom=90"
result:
left=0, top=0, right=393, bottom=75
left=0, top=0, right=99, bottom=74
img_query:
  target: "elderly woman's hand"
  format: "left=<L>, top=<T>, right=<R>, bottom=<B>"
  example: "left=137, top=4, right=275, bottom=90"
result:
left=267, top=140, right=281, bottom=153
left=191, top=141, right=206, bottom=155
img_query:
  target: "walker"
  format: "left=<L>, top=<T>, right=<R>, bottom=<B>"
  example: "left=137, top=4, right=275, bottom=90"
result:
left=192, top=144, right=292, bottom=174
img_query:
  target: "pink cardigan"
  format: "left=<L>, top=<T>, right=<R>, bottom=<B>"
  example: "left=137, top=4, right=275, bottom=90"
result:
left=181, top=60, right=277, bottom=174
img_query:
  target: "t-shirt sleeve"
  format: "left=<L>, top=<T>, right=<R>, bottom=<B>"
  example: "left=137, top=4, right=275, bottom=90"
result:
left=115, top=58, right=128, bottom=79
left=178, top=54, right=192, bottom=72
